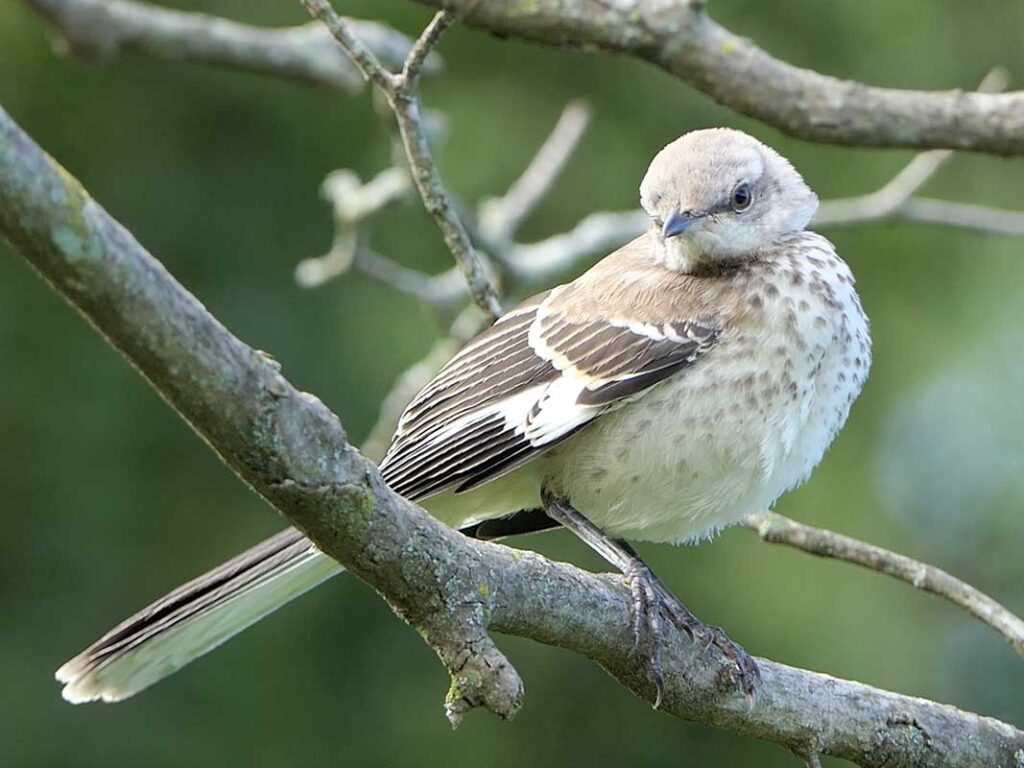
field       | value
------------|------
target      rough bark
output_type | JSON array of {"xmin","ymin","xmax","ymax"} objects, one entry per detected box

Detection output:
[{"xmin": 412, "ymin": 0, "xmax": 1024, "ymax": 155}]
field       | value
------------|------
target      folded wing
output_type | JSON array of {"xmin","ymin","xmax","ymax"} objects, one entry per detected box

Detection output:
[{"xmin": 379, "ymin": 288, "xmax": 719, "ymax": 500}]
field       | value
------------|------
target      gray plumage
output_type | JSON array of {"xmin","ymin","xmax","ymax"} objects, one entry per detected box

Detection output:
[{"xmin": 57, "ymin": 128, "xmax": 870, "ymax": 703}]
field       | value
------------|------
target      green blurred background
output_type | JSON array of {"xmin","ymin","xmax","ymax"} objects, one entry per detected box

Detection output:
[{"xmin": 3, "ymin": 1, "xmax": 1024, "ymax": 765}]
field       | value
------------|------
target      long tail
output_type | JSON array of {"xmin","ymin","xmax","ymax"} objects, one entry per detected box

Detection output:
[
  {"xmin": 55, "ymin": 510, "xmax": 555, "ymax": 704},
  {"xmin": 56, "ymin": 528, "xmax": 341, "ymax": 703}
]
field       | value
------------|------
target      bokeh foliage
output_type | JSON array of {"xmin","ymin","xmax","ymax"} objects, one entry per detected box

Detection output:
[{"xmin": 2, "ymin": 1, "xmax": 1023, "ymax": 765}]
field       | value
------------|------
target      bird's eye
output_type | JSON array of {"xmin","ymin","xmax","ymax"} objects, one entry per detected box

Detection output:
[{"xmin": 731, "ymin": 182, "xmax": 752, "ymax": 212}]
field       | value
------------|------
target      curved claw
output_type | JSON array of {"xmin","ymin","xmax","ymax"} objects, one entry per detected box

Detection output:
[
  {"xmin": 624, "ymin": 562, "xmax": 666, "ymax": 708},
  {"xmin": 663, "ymin": 602, "xmax": 761, "ymax": 696}
]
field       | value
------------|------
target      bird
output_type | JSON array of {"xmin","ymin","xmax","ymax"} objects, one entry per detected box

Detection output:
[{"xmin": 56, "ymin": 127, "xmax": 871, "ymax": 705}]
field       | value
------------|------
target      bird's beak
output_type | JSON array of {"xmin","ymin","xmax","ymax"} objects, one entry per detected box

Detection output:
[{"xmin": 662, "ymin": 208, "xmax": 705, "ymax": 239}]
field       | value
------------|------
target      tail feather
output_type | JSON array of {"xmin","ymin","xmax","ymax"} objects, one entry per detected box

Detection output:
[
  {"xmin": 56, "ymin": 528, "xmax": 342, "ymax": 703},
  {"xmin": 56, "ymin": 509, "xmax": 556, "ymax": 704}
]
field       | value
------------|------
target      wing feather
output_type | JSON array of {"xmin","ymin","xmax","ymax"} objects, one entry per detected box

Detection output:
[{"xmin": 378, "ymin": 285, "xmax": 719, "ymax": 502}]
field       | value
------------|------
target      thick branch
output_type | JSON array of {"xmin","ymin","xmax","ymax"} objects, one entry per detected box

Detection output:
[
  {"xmin": 411, "ymin": 0, "xmax": 1024, "ymax": 155},
  {"xmin": 3, "ymin": 104, "xmax": 1023, "ymax": 766},
  {"xmin": 24, "ymin": 0, "xmax": 433, "ymax": 92},
  {"xmin": 25, "ymin": 0, "xmax": 1024, "ymax": 155},
  {"xmin": 0, "ymin": 101, "xmax": 518, "ymax": 724}
]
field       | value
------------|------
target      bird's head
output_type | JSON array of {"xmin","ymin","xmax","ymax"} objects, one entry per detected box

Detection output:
[{"xmin": 639, "ymin": 128, "xmax": 818, "ymax": 273}]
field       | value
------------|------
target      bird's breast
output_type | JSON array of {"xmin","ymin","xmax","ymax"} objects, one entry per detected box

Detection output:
[{"xmin": 544, "ymin": 233, "xmax": 871, "ymax": 544}]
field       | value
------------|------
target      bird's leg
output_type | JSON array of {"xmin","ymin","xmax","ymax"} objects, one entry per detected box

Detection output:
[
  {"xmin": 541, "ymin": 490, "xmax": 759, "ymax": 706},
  {"xmin": 616, "ymin": 538, "xmax": 761, "ymax": 697}
]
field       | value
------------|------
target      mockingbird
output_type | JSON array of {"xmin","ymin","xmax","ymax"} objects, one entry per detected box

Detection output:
[{"xmin": 57, "ymin": 128, "xmax": 871, "ymax": 706}]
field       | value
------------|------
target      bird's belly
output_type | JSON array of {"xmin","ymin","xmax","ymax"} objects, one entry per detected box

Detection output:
[
  {"xmin": 427, "ymin": 242, "xmax": 870, "ymax": 545},
  {"xmin": 542, "ymin": 371, "xmax": 797, "ymax": 543},
  {"xmin": 544, "ymin": 302, "xmax": 867, "ymax": 543}
]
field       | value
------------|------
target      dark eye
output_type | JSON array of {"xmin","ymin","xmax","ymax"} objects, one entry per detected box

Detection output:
[{"xmin": 731, "ymin": 182, "xmax": 752, "ymax": 212}]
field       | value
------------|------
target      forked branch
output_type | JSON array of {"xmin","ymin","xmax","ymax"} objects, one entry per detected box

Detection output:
[{"xmin": 302, "ymin": 1, "xmax": 502, "ymax": 321}]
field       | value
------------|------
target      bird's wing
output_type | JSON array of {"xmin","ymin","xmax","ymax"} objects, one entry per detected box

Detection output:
[{"xmin": 379, "ymin": 286, "xmax": 720, "ymax": 501}]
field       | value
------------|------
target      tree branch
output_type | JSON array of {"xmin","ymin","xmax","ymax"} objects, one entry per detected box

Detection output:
[
  {"xmin": 479, "ymin": 100, "xmax": 592, "ymax": 244},
  {"xmin": 814, "ymin": 68, "xmax": 1020, "ymax": 231},
  {"xmin": 25, "ymin": 3, "xmax": 1024, "ymax": 311},
  {"xmin": 23, "ymin": 0, "xmax": 435, "ymax": 92},
  {"xmin": 297, "ymin": 100, "xmax": 613, "ymax": 308},
  {"xmin": 304, "ymin": 65, "xmax": 1022, "ymax": 315},
  {"xmin": 899, "ymin": 198, "xmax": 1024, "ymax": 237},
  {"xmin": 410, "ymin": 0, "xmax": 1024, "ymax": 155},
  {"xmin": 0, "ymin": 99, "xmax": 520, "ymax": 724},
  {"xmin": 743, "ymin": 511, "xmax": 1024, "ymax": 661},
  {"xmin": 26, "ymin": 0, "xmax": 1024, "ymax": 155},
  {"xmin": 814, "ymin": 149, "xmax": 957, "ymax": 228},
  {"xmin": 294, "ymin": 167, "xmax": 414, "ymax": 289},
  {"xmin": 3, "ymin": 102, "xmax": 1023, "ymax": 767},
  {"xmin": 303, "ymin": 1, "xmax": 503, "ymax": 322},
  {"xmin": 504, "ymin": 209, "xmax": 647, "ymax": 284}
]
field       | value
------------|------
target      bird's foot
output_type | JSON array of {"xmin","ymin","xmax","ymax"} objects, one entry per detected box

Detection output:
[
  {"xmin": 662, "ymin": 597, "xmax": 761, "ymax": 697},
  {"xmin": 624, "ymin": 560, "xmax": 667, "ymax": 707},
  {"xmin": 624, "ymin": 561, "xmax": 760, "ymax": 706},
  {"xmin": 539, "ymin": 491, "xmax": 758, "ymax": 704}
]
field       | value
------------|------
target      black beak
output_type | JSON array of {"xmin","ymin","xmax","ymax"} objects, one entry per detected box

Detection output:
[{"xmin": 662, "ymin": 208, "xmax": 705, "ymax": 239}]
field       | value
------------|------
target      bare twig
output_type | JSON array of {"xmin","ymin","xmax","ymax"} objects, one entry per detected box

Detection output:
[
  {"xmin": 23, "ymin": 0, "xmax": 432, "ymax": 92},
  {"xmin": 743, "ymin": 511, "xmax": 1024, "ymax": 660},
  {"xmin": 815, "ymin": 68, "xmax": 1013, "ymax": 229},
  {"xmin": 901, "ymin": 198, "xmax": 1024, "ymax": 237},
  {"xmin": 294, "ymin": 226, "xmax": 359, "ymax": 289},
  {"xmin": 400, "ymin": 9, "xmax": 451, "ymax": 87},
  {"xmin": 479, "ymin": 100, "xmax": 592, "ymax": 243},
  {"xmin": 295, "ymin": 167, "xmax": 412, "ymax": 288},
  {"xmin": 816, "ymin": 193, "xmax": 1024, "ymax": 236},
  {"xmin": 4, "ymin": 102, "xmax": 1023, "ymax": 764},
  {"xmin": 354, "ymin": 249, "xmax": 470, "ymax": 309},
  {"xmin": 299, "ymin": 0, "xmax": 397, "ymax": 91},
  {"xmin": 385, "ymin": 14, "xmax": 503, "ymax": 321},
  {"xmin": 505, "ymin": 210, "xmax": 646, "ymax": 284},
  {"xmin": 301, "ymin": 99, "xmax": 609, "ymax": 307},
  {"xmin": 322, "ymin": 167, "xmax": 411, "ymax": 225},
  {"xmin": 303, "ymin": 1, "xmax": 503, "ymax": 322},
  {"xmin": 814, "ymin": 150, "xmax": 955, "ymax": 227},
  {"xmin": 304, "ymin": 103, "xmax": 628, "ymax": 305}
]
